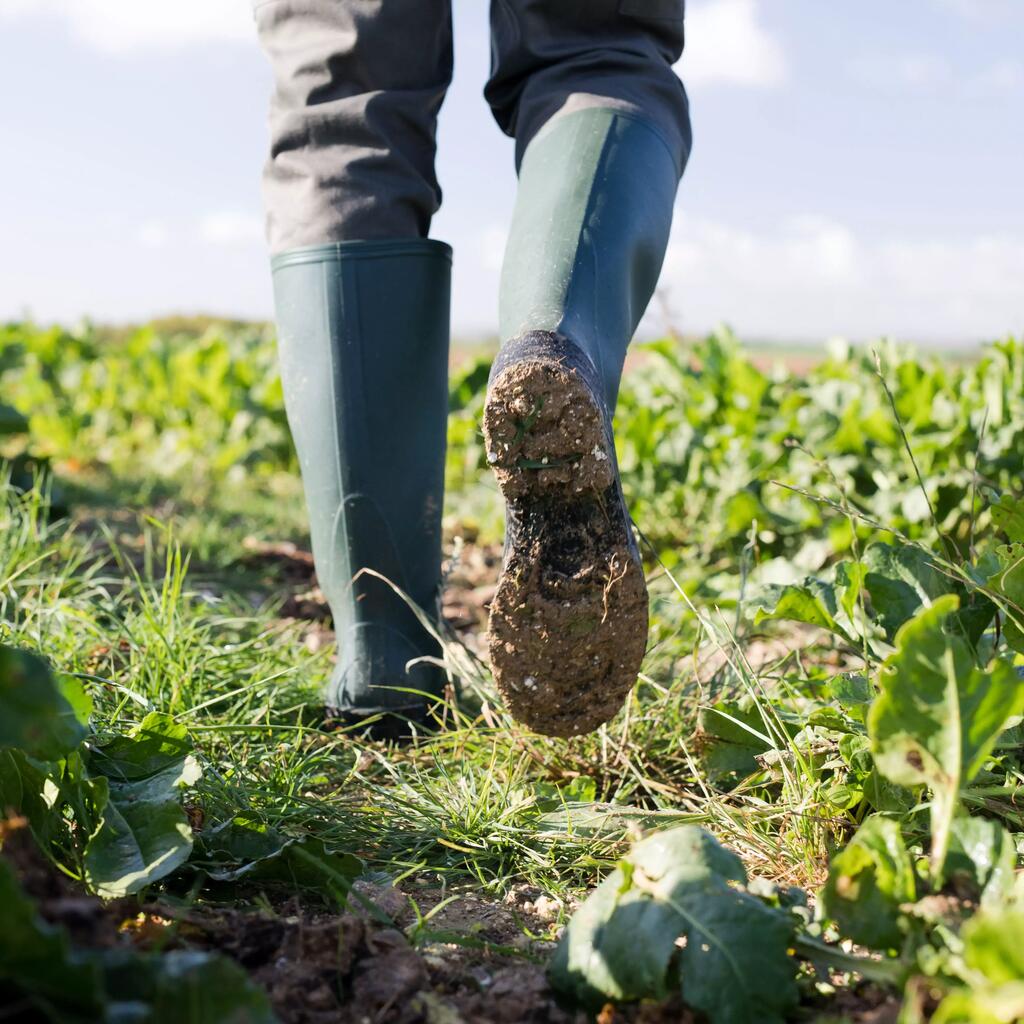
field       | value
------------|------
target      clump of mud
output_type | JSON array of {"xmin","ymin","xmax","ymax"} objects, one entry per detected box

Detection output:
[
  {"xmin": 483, "ymin": 362, "xmax": 615, "ymax": 499},
  {"xmin": 484, "ymin": 359, "xmax": 648, "ymax": 738}
]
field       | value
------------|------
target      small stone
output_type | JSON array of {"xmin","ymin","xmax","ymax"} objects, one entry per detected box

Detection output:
[{"xmin": 533, "ymin": 895, "xmax": 561, "ymax": 921}]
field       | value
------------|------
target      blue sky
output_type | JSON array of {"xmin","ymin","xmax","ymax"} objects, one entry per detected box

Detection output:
[{"xmin": 0, "ymin": 0, "xmax": 1021, "ymax": 344}]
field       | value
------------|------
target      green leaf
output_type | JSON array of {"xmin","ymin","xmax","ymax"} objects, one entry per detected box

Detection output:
[
  {"xmin": 194, "ymin": 816, "xmax": 361, "ymax": 891},
  {"xmin": 0, "ymin": 856, "xmax": 276, "ymax": 1023},
  {"xmin": 818, "ymin": 815, "xmax": 916, "ymax": 950},
  {"xmin": 105, "ymin": 949, "xmax": 278, "ymax": 1024},
  {"xmin": 83, "ymin": 713, "xmax": 201, "ymax": 897},
  {"xmin": 550, "ymin": 826, "xmax": 797, "ymax": 1024},
  {"xmin": 946, "ymin": 817, "xmax": 1016, "ymax": 909},
  {"xmin": 0, "ymin": 857, "xmax": 105, "ymax": 1020},
  {"xmin": 991, "ymin": 494, "xmax": 1024, "ymax": 544},
  {"xmin": 836, "ymin": 559, "xmax": 868, "ymax": 624},
  {"xmin": 931, "ymin": 987, "xmax": 1024, "ymax": 1024},
  {"xmin": 828, "ymin": 674, "xmax": 873, "ymax": 724},
  {"xmin": 962, "ymin": 907, "xmax": 1024, "ymax": 984},
  {"xmin": 753, "ymin": 577, "xmax": 846, "ymax": 637},
  {"xmin": 988, "ymin": 543, "xmax": 1024, "ymax": 654},
  {"xmin": 0, "ymin": 401, "xmax": 29, "ymax": 435},
  {"xmin": 0, "ymin": 645, "xmax": 90, "ymax": 760},
  {"xmin": 534, "ymin": 776, "xmax": 597, "ymax": 811},
  {"xmin": 88, "ymin": 712, "xmax": 193, "ymax": 781},
  {"xmin": 696, "ymin": 701, "xmax": 773, "ymax": 787},
  {"xmin": 868, "ymin": 595, "xmax": 1024, "ymax": 879},
  {"xmin": 930, "ymin": 909, "xmax": 1024, "ymax": 1024},
  {"xmin": 863, "ymin": 542, "xmax": 947, "ymax": 642}
]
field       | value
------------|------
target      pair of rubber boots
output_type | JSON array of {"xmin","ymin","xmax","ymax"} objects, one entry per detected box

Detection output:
[{"xmin": 272, "ymin": 108, "xmax": 678, "ymax": 738}]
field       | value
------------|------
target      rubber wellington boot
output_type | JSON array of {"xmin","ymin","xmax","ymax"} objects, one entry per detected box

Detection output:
[
  {"xmin": 483, "ymin": 107, "xmax": 682, "ymax": 737},
  {"xmin": 272, "ymin": 240, "xmax": 451, "ymax": 735}
]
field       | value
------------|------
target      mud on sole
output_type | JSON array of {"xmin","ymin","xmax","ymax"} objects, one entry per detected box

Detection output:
[{"xmin": 483, "ymin": 359, "xmax": 649, "ymax": 737}]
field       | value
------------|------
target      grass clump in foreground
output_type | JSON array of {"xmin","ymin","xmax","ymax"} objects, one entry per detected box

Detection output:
[{"xmin": 2, "ymin": 319, "xmax": 1024, "ymax": 1022}]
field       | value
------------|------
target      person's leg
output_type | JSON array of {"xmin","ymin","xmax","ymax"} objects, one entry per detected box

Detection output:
[
  {"xmin": 255, "ymin": 0, "xmax": 453, "ymax": 733},
  {"xmin": 483, "ymin": 0, "xmax": 691, "ymax": 736}
]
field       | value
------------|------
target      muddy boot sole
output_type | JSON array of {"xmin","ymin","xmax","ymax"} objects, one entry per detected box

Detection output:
[{"xmin": 483, "ymin": 335, "xmax": 649, "ymax": 737}]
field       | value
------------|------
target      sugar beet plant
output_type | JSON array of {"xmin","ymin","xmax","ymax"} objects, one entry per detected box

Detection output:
[
  {"xmin": 552, "ymin": 540, "xmax": 1024, "ymax": 1022},
  {"xmin": 4, "ymin": 320, "xmax": 1024, "ymax": 1022}
]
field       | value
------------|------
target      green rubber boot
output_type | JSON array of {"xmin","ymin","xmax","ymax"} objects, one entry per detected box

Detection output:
[
  {"xmin": 272, "ymin": 240, "xmax": 452, "ymax": 735},
  {"xmin": 483, "ymin": 107, "xmax": 683, "ymax": 737}
]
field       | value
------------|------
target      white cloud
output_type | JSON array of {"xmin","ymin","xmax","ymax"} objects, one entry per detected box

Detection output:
[
  {"xmin": 137, "ymin": 221, "xmax": 170, "ymax": 249},
  {"xmin": 849, "ymin": 53, "xmax": 952, "ymax": 92},
  {"xmin": 198, "ymin": 211, "xmax": 264, "ymax": 246},
  {"xmin": 850, "ymin": 53, "xmax": 1023, "ymax": 97},
  {"xmin": 935, "ymin": 0, "xmax": 1018, "ymax": 22},
  {"xmin": 652, "ymin": 215, "xmax": 1024, "ymax": 343},
  {"xmin": 969, "ymin": 59, "xmax": 1024, "ymax": 96},
  {"xmin": 678, "ymin": 0, "xmax": 788, "ymax": 88},
  {"xmin": 0, "ymin": 0, "xmax": 252, "ymax": 51}
]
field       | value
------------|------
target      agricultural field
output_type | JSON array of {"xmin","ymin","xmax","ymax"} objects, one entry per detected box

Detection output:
[{"xmin": 3, "ymin": 318, "xmax": 1024, "ymax": 1023}]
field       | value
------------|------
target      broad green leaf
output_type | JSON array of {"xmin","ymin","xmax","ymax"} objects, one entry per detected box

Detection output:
[
  {"xmin": 195, "ymin": 816, "xmax": 361, "ymax": 890},
  {"xmin": 868, "ymin": 595, "xmax": 1024, "ymax": 878},
  {"xmin": 836, "ymin": 559, "xmax": 868, "ymax": 623},
  {"xmin": 991, "ymin": 494, "xmax": 1024, "ymax": 544},
  {"xmin": 88, "ymin": 712, "xmax": 192, "ymax": 780},
  {"xmin": 0, "ymin": 857, "xmax": 105, "ymax": 1019},
  {"xmin": 1, "ymin": 857, "xmax": 276, "ymax": 1023},
  {"xmin": 83, "ymin": 713, "xmax": 201, "ymax": 897},
  {"xmin": 988, "ymin": 544, "xmax": 1024, "ymax": 654},
  {"xmin": 828, "ymin": 674, "xmax": 873, "ymax": 724},
  {"xmin": 962, "ymin": 908, "xmax": 1024, "ymax": 984},
  {"xmin": 946, "ymin": 817, "xmax": 1016, "ymax": 909},
  {"xmin": 862, "ymin": 542, "xmax": 947, "ymax": 642},
  {"xmin": 0, "ymin": 401, "xmax": 28, "ymax": 435},
  {"xmin": 550, "ymin": 826, "xmax": 797, "ymax": 1024},
  {"xmin": 104, "ymin": 949, "xmax": 278, "ymax": 1024},
  {"xmin": 696, "ymin": 701, "xmax": 774, "ymax": 787},
  {"xmin": 930, "ymin": 912, "xmax": 1024, "ymax": 1024},
  {"xmin": 931, "ymin": 986, "xmax": 1024, "ymax": 1024},
  {"xmin": 753, "ymin": 577, "xmax": 851, "ymax": 641},
  {"xmin": 534, "ymin": 775, "xmax": 597, "ymax": 811},
  {"xmin": 819, "ymin": 815, "xmax": 916, "ymax": 950},
  {"xmin": 0, "ymin": 645, "xmax": 89, "ymax": 760}
]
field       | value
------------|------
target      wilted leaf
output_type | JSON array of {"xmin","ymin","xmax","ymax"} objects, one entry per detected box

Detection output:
[
  {"xmin": 819, "ymin": 815, "xmax": 916, "ymax": 950},
  {"xmin": 550, "ymin": 826, "xmax": 797, "ymax": 1024},
  {"xmin": 868, "ymin": 595, "xmax": 1024, "ymax": 878},
  {"xmin": 0, "ymin": 645, "xmax": 90, "ymax": 760},
  {"xmin": 83, "ymin": 712, "xmax": 201, "ymax": 897}
]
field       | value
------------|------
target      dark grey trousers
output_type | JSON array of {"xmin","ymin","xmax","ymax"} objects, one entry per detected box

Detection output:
[{"xmin": 254, "ymin": 0, "xmax": 691, "ymax": 252}]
